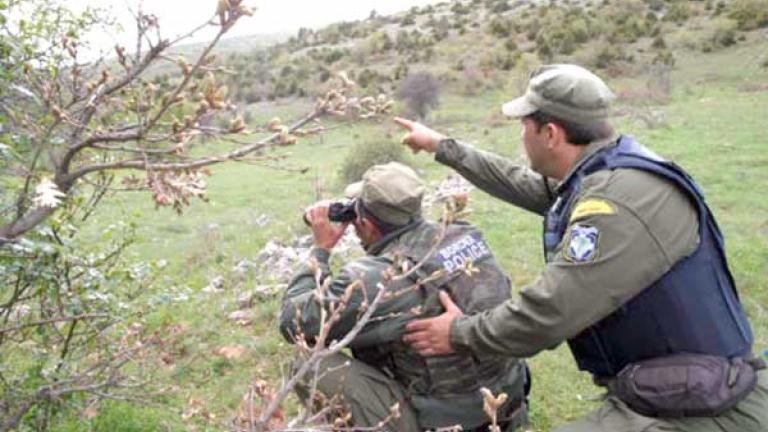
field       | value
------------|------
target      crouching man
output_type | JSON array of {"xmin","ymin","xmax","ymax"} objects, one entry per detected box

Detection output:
[{"xmin": 279, "ymin": 162, "xmax": 529, "ymax": 431}]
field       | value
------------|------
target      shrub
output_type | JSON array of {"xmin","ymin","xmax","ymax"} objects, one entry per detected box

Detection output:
[
  {"xmin": 393, "ymin": 61, "xmax": 410, "ymax": 80},
  {"xmin": 324, "ymin": 48, "xmax": 346, "ymax": 64},
  {"xmin": 568, "ymin": 18, "xmax": 590, "ymax": 43},
  {"xmin": 396, "ymin": 72, "xmax": 440, "ymax": 120},
  {"xmin": 710, "ymin": 23, "xmax": 738, "ymax": 48},
  {"xmin": 339, "ymin": 139, "xmax": 410, "ymax": 184},
  {"xmin": 318, "ymin": 68, "xmax": 332, "ymax": 83},
  {"xmin": 366, "ymin": 31, "xmax": 393, "ymax": 54},
  {"xmin": 589, "ymin": 41, "xmax": 634, "ymax": 69},
  {"xmin": 504, "ymin": 37, "xmax": 518, "ymax": 51},
  {"xmin": 728, "ymin": 0, "xmax": 768, "ymax": 30},
  {"xmin": 459, "ymin": 66, "xmax": 487, "ymax": 96},
  {"xmin": 652, "ymin": 49, "xmax": 676, "ymax": 67},
  {"xmin": 357, "ymin": 68, "xmax": 385, "ymax": 89},
  {"xmin": 714, "ymin": 1, "xmax": 727, "ymax": 16},
  {"xmin": 451, "ymin": 1, "xmax": 471, "ymax": 15},
  {"xmin": 664, "ymin": 3, "xmax": 691, "ymax": 23},
  {"xmin": 489, "ymin": 17, "xmax": 512, "ymax": 37},
  {"xmin": 535, "ymin": 35, "xmax": 554, "ymax": 61},
  {"xmin": 492, "ymin": 0, "xmax": 512, "ymax": 13}
]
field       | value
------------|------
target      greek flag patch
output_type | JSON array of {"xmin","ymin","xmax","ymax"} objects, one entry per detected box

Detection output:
[
  {"xmin": 437, "ymin": 232, "xmax": 492, "ymax": 273},
  {"xmin": 564, "ymin": 224, "xmax": 599, "ymax": 263}
]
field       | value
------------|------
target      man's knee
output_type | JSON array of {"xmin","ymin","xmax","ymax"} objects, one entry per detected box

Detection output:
[
  {"xmin": 293, "ymin": 353, "xmax": 419, "ymax": 430},
  {"xmin": 553, "ymin": 396, "xmax": 681, "ymax": 432}
]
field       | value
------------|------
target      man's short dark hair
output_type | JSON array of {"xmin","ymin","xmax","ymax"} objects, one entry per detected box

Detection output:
[
  {"xmin": 526, "ymin": 110, "xmax": 614, "ymax": 145},
  {"xmin": 357, "ymin": 201, "xmax": 404, "ymax": 235}
]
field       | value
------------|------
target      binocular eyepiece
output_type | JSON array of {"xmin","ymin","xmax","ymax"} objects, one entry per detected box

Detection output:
[{"xmin": 303, "ymin": 200, "xmax": 358, "ymax": 226}]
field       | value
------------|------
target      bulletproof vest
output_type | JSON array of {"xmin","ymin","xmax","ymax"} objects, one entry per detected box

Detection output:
[
  {"xmin": 543, "ymin": 135, "xmax": 754, "ymax": 378},
  {"xmin": 354, "ymin": 221, "xmax": 517, "ymax": 398}
]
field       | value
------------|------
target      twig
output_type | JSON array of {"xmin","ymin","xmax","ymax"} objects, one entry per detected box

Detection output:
[
  {"xmin": 255, "ymin": 279, "xmax": 389, "ymax": 429},
  {"xmin": 64, "ymin": 109, "xmax": 324, "ymax": 181},
  {"xmin": 0, "ymin": 313, "xmax": 109, "ymax": 335}
]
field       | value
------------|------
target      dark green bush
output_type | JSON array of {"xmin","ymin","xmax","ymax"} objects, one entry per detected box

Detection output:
[
  {"xmin": 492, "ymin": 0, "xmax": 512, "ymax": 13},
  {"xmin": 568, "ymin": 18, "xmax": 590, "ymax": 43},
  {"xmin": 664, "ymin": 3, "xmax": 691, "ymax": 23},
  {"xmin": 728, "ymin": 0, "xmax": 768, "ymax": 30},
  {"xmin": 357, "ymin": 68, "xmax": 385, "ymax": 89},
  {"xmin": 504, "ymin": 37, "xmax": 518, "ymax": 52},
  {"xmin": 535, "ymin": 35, "xmax": 553, "ymax": 60},
  {"xmin": 339, "ymin": 139, "xmax": 410, "ymax": 184},
  {"xmin": 711, "ymin": 26, "xmax": 737, "ymax": 48},
  {"xmin": 451, "ymin": 1, "xmax": 471, "ymax": 15},
  {"xmin": 489, "ymin": 17, "xmax": 512, "ymax": 37},
  {"xmin": 590, "ymin": 42, "xmax": 634, "ymax": 69}
]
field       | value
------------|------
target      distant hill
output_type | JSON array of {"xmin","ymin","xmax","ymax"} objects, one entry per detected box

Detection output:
[
  {"xmin": 151, "ymin": 0, "xmax": 768, "ymax": 104},
  {"xmin": 139, "ymin": 32, "xmax": 288, "ymax": 79},
  {"xmin": 169, "ymin": 32, "xmax": 290, "ymax": 57}
]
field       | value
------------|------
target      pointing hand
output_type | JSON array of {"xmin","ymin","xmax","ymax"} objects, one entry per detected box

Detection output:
[{"xmin": 393, "ymin": 117, "xmax": 446, "ymax": 154}]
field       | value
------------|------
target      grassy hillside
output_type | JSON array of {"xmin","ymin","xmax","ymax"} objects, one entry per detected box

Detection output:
[
  {"xmin": 59, "ymin": 27, "xmax": 768, "ymax": 430},
  {"xmin": 180, "ymin": 0, "xmax": 768, "ymax": 103}
]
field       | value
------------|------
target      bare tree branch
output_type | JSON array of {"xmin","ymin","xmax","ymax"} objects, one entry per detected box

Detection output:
[
  {"xmin": 0, "ymin": 314, "xmax": 109, "ymax": 335},
  {"xmin": 64, "ymin": 109, "xmax": 324, "ymax": 182}
]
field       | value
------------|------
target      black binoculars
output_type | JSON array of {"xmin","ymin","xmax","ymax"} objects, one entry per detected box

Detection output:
[{"xmin": 303, "ymin": 200, "xmax": 358, "ymax": 226}]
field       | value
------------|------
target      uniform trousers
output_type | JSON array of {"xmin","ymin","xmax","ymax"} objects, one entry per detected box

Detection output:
[
  {"xmin": 297, "ymin": 352, "xmax": 526, "ymax": 432},
  {"xmin": 556, "ymin": 369, "xmax": 768, "ymax": 432}
]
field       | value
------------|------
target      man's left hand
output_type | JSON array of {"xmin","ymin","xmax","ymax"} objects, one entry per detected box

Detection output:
[
  {"xmin": 305, "ymin": 201, "xmax": 350, "ymax": 251},
  {"xmin": 403, "ymin": 291, "xmax": 463, "ymax": 356}
]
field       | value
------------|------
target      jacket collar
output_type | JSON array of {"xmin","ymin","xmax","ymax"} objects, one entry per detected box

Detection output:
[
  {"xmin": 364, "ymin": 218, "xmax": 424, "ymax": 256},
  {"xmin": 556, "ymin": 135, "xmax": 618, "ymax": 194}
]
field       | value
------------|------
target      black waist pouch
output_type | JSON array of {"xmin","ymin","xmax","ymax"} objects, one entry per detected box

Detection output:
[{"xmin": 610, "ymin": 354, "xmax": 764, "ymax": 418}]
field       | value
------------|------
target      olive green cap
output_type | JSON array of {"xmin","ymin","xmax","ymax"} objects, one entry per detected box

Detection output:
[
  {"xmin": 344, "ymin": 162, "xmax": 424, "ymax": 226},
  {"xmin": 502, "ymin": 64, "xmax": 615, "ymax": 124}
]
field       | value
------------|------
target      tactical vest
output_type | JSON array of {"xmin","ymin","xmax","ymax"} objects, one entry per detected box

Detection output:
[
  {"xmin": 353, "ymin": 221, "xmax": 524, "ymax": 427},
  {"xmin": 543, "ymin": 135, "xmax": 754, "ymax": 378}
]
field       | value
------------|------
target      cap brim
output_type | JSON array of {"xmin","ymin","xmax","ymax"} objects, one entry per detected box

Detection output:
[
  {"xmin": 501, "ymin": 96, "xmax": 538, "ymax": 118},
  {"xmin": 344, "ymin": 181, "xmax": 363, "ymax": 199}
]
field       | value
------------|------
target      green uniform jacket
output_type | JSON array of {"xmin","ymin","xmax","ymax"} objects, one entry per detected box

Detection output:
[
  {"xmin": 435, "ymin": 137, "xmax": 700, "ymax": 357},
  {"xmin": 279, "ymin": 224, "xmax": 421, "ymax": 350},
  {"xmin": 279, "ymin": 220, "xmax": 526, "ymax": 429}
]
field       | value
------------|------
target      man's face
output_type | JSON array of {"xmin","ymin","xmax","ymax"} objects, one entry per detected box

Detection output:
[
  {"xmin": 352, "ymin": 217, "xmax": 377, "ymax": 247},
  {"xmin": 519, "ymin": 117, "xmax": 550, "ymax": 175}
]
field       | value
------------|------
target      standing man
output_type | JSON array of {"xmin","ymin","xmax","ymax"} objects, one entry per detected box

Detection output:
[
  {"xmin": 279, "ymin": 162, "xmax": 529, "ymax": 431},
  {"xmin": 395, "ymin": 64, "xmax": 767, "ymax": 431}
]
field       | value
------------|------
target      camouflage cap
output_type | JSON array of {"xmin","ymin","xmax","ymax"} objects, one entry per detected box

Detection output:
[
  {"xmin": 345, "ymin": 162, "xmax": 425, "ymax": 226},
  {"xmin": 502, "ymin": 64, "xmax": 615, "ymax": 124}
]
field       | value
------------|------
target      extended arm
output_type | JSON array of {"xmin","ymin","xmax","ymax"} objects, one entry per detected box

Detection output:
[{"xmin": 394, "ymin": 117, "xmax": 556, "ymax": 215}]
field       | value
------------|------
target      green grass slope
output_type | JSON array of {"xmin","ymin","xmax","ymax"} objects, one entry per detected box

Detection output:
[{"xmin": 64, "ymin": 32, "xmax": 768, "ymax": 430}]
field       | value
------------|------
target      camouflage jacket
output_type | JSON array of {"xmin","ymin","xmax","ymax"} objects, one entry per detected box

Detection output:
[{"xmin": 279, "ymin": 220, "xmax": 527, "ymax": 429}]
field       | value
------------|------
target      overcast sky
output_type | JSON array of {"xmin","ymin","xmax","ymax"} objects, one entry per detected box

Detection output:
[{"xmin": 73, "ymin": 0, "xmax": 442, "ymax": 53}]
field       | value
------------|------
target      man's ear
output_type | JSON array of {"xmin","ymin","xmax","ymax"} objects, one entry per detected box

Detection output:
[{"xmin": 545, "ymin": 122, "xmax": 566, "ymax": 148}]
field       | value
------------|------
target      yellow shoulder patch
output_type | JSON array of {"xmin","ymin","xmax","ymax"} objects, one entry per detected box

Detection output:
[{"xmin": 570, "ymin": 199, "xmax": 616, "ymax": 222}]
